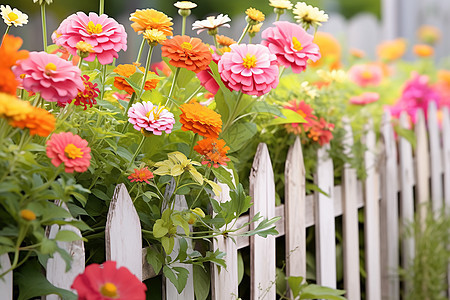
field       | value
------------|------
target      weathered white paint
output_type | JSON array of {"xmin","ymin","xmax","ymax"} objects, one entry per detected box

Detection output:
[
  {"xmin": 315, "ymin": 144, "xmax": 336, "ymax": 289},
  {"xmin": 0, "ymin": 254, "xmax": 12, "ymax": 300},
  {"xmin": 415, "ymin": 109, "xmax": 430, "ymax": 223},
  {"xmin": 105, "ymin": 184, "xmax": 142, "ymax": 280},
  {"xmin": 249, "ymin": 143, "xmax": 276, "ymax": 299},
  {"xmin": 427, "ymin": 102, "xmax": 443, "ymax": 212}
]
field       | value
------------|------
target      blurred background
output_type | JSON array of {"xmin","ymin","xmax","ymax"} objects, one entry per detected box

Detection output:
[{"xmin": 2, "ymin": 0, "xmax": 450, "ymax": 63}]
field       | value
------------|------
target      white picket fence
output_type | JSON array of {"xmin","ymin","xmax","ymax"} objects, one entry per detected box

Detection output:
[{"xmin": 1, "ymin": 103, "xmax": 450, "ymax": 299}]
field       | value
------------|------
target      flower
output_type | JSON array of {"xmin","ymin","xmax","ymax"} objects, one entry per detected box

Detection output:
[
  {"xmin": 127, "ymin": 101, "xmax": 175, "ymax": 135},
  {"xmin": 245, "ymin": 8, "xmax": 265, "ymax": 25},
  {"xmin": 413, "ymin": 44, "xmax": 434, "ymax": 57},
  {"xmin": 179, "ymin": 101, "xmax": 222, "ymax": 138},
  {"xmin": 261, "ymin": 21, "xmax": 320, "ymax": 73},
  {"xmin": 376, "ymin": 38, "xmax": 407, "ymax": 62},
  {"xmin": 130, "ymin": 9, "xmax": 173, "ymax": 36},
  {"xmin": 417, "ymin": 25, "xmax": 441, "ymax": 45},
  {"xmin": 55, "ymin": 12, "xmax": 127, "ymax": 65},
  {"xmin": 143, "ymin": 29, "xmax": 167, "ymax": 45},
  {"xmin": 307, "ymin": 118, "xmax": 334, "ymax": 146},
  {"xmin": 76, "ymin": 41, "xmax": 94, "ymax": 58},
  {"xmin": 269, "ymin": 0, "xmax": 293, "ymax": 10},
  {"xmin": 0, "ymin": 34, "xmax": 28, "ymax": 95},
  {"xmin": 71, "ymin": 261, "xmax": 146, "ymax": 300},
  {"xmin": 151, "ymin": 61, "xmax": 171, "ymax": 77},
  {"xmin": 309, "ymin": 32, "xmax": 341, "ymax": 69},
  {"xmin": 197, "ymin": 68, "xmax": 220, "ymax": 95},
  {"xmin": 218, "ymin": 43, "xmax": 279, "ymax": 96},
  {"xmin": 174, "ymin": 1, "xmax": 197, "ymax": 10},
  {"xmin": 20, "ymin": 209, "xmax": 36, "ymax": 221},
  {"xmin": 192, "ymin": 14, "xmax": 231, "ymax": 35},
  {"xmin": 347, "ymin": 64, "xmax": 383, "ymax": 87},
  {"xmin": 293, "ymin": 2, "xmax": 328, "ymax": 30},
  {"xmin": 154, "ymin": 151, "xmax": 203, "ymax": 184},
  {"xmin": 46, "ymin": 132, "xmax": 91, "ymax": 173},
  {"xmin": 349, "ymin": 92, "xmax": 380, "ymax": 105},
  {"xmin": 0, "ymin": 93, "xmax": 32, "ymax": 122},
  {"xmin": 73, "ymin": 75, "xmax": 100, "ymax": 110},
  {"xmin": 161, "ymin": 35, "xmax": 212, "ymax": 73},
  {"xmin": 128, "ymin": 167, "xmax": 154, "ymax": 184},
  {"xmin": 216, "ymin": 35, "xmax": 236, "ymax": 47},
  {"xmin": 0, "ymin": 5, "xmax": 28, "ymax": 27},
  {"xmin": 32, "ymin": 0, "xmax": 53, "ymax": 5},
  {"xmin": 194, "ymin": 137, "xmax": 230, "ymax": 168},
  {"xmin": 316, "ymin": 69, "xmax": 347, "ymax": 83},
  {"xmin": 350, "ymin": 48, "xmax": 365, "ymax": 58},
  {"xmin": 435, "ymin": 70, "xmax": 450, "ymax": 107},
  {"xmin": 12, "ymin": 52, "xmax": 83, "ymax": 105},
  {"xmin": 10, "ymin": 106, "xmax": 56, "ymax": 137},
  {"xmin": 283, "ymin": 100, "xmax": 317, "ymax": 134},
  {"xmin": 114, "ymin": 64, "xmax": 160, "ymax": 95}
]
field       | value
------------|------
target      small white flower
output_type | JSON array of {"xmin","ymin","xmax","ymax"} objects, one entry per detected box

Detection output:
[
  {"xmin": 192, "ymin": 14, "xmax": 231, "ymax": 34},
  {"xmin": 317, "ymin": 69, "xmax": 347, "ymax": 83},
  {"xmin": 293, "ymin": 2, "xmax": 328, "ymax": 30},
  {"xmin": 174, "ymin": 1, "xmax": 197, "ymax": 10},
  {"xmin": 269, "ymin": 0, "xmax": 293, "ymax": 10},
  {"xmin": 300, "ymin": 81, "xmax": 318, "ymax": 99},
  {"xmin": 1, "ymin": 5, "xmax": 28, "ymax": 27}
]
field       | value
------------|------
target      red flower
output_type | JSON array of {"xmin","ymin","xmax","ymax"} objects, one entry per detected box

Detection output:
[
  {"xmin": 307, "ymin": 118, "xmax": 334, "ymax": 146},
  {"xmin": 128, "ymin": 167, "xmax": 154, "ymax": 184},
  {"xmin": 73, "ymin": 75, "xmax": 100, "ymax": 110},
  {"xmin": 46, "ymin": 132, "xmax": 91, "ymax": 173},
  {"xmin": 283, "ymin": 99, "xmax": 317, "ymax": 135},
  {"xmin": 71, "ymin": 261, "xmax": 146, "ymax": 300}
]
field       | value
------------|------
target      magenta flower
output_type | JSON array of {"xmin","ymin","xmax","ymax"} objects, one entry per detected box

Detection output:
[
  {"xmin": 218, "ymin": 44, "xmax": 279, "ymax": 96},
  {"xmin": 128, "ymin": 101, "xmax": 175, "ymax": 135},
  {"xmin": 12, "ymin": 52, "xmax": 83, "ymax": 105},
  {"xmin": 349, "ymin": 92, "xmax": 380, "ymax": 105},
  {"xmin": 348, "ymin": 64, "xmax": 383, "ymax": 87},
  {"xmin": 46, "ymin": 132, "xmax": 91, "ymax": 173},
  {"xmin": 261, "ymin": 21, "xmax": 320, "ymax": 73},
  {"xmin": 197, "ymin": 47, "xmax": 220, "ymax": 94},
  {"xmin": 54, "ymin": 12, "xmax": 127, "ymax": 65}
]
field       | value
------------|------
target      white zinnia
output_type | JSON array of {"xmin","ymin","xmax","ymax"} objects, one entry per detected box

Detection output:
[
  {"xmin": 192, "ymin": 14, "xmax": 231, "ymax": 34},
  {"xmin": 269, "ymin": 0, "xmax": 293, "ymax": 10},
  {"xmin": 174, "ymin": 1, "xmax": 197, "ymax": 9},
  {"xmin": 1, "ymin": 5, "xmax": 28, "ymax": 27},
  {"xmin": 293, "ymin": 2, "xmax": 328, "ymax": 30}
]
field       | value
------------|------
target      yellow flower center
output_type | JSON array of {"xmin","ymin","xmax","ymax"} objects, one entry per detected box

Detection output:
[
  {"xmin": 76, "ymin": 41, "xmax": 93, "ymax": 53},
  {"xmin": 20, "ymin": 209, "xmax": 36, "ymax": 221},
  {"xmin": 64, "ymin": 143, "xmax": 83, "ymax": 159},
  {"xmin": 242, "ymin": 53, "xmax": 257, "ymax": 69},
  {"xmin": 100, "ymin": 282, "xmax": 118, "ymax": 298},
  {"xmin": 292, "ymin": 37, "xmax": 303, "ymax": 51},
  {"xmin": 87, "ymin": 21, "xmax": 103, "ymax": 35},
  {"xmin": 145, "ymin": 106, "xmax": 165, "ymax": 121},
  {"xmin": 361, "ymin": 70, "xmax": 373, "ymax": 80},
  {"xmin": 8, "ymin": 12, "xmax": 18, "ymax": 22},
  {"xmin": 181, "ymin": 42, "xmax": 193, "ymax": 51},
  {"xmin": 45, "ymin": 63, "xmax": 57, "ymax": 72}
]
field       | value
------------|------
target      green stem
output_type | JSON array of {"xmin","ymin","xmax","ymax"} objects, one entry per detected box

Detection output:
[
  {"xmin": 190, "ymin": 167, "xmax": 211, "ymax": 208},
  {"xmin": 135, "ymin": 38, "xmax": 146, "ymax": 64},
  {"xmin": 122, "ymin": 93, "xmax": 136, "ymax": 133},
  {"xmin": 223, "ymin": 91, "xmax": 243, "ymax": 132},
  {"xmin": 126, "ymin": 135, "xmax": 146, "ymax": 171},
  {"xmin": 100, "ymin": 65, "xmax": 108, "ymax": 101},
  {"xmin": 237, "ymin": 23, "xmax": 251, "ymax": 44},
  {"xmin": 0, "ymin": 224, "xmax": 28, "ymax": 278},
  {"xmin": 138, "ymin": 45, "xmax": 154, "ymax": 99},
  {"xmin": 213, "ymin": 34, "xmax": 219, "ymax": 49},
  {"xmin": 182, "ymin": 16, "xmax": 187, "ymax": 35},
  {"xmin": 165, "ymin": 68, "xmax": 181, "ymax": 107},
  {"xmin": 275, "ymin": 13, "xmax": 281, "ymax": 21},
  {"xmin": 77, "ymin": 57, "xmax": 84, "ymax": 69},
  {"xmin": 1, "ymin": 26, "xmax": 10, "ymax": 47},
  {"xmin": 188, "ymin": 133, "xmax": 198, "ymax": 158},
  {"xmin": 99, "ymin": 0, "xmax": 104, "ymax": 15},
  {"xmin": 184, "ymin": 85, "xmax": 203, "ymax": 103},
  {"xmin": 40, "ymin": 4, "xmax": 48, "ymax": 52},
  {"xmin": 248, "ymin": 36, "xmax": 253, "ymax": 44}
]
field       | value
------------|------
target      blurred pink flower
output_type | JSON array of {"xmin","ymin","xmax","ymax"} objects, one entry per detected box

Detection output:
[
  {"xmin": 197, "ymin": 48, "xmax": 220, "ymax": 94},
  {"xmin": 12, "ymin": 51, "xmax": 83, "ymax": 105},
  {"xmin": 150, "ymin": 61, "xmax": 171, "ymax": 76},
  {"xmin": 128, "ymin": 101, "xmax": 175, "ymax": 135},
  {"xmin": 55, "ymin": 12, "xmax": 127, "ymax": 65},
  {"xmin": 218, "ymin": 43, "xmax": 279, "ymax": 96},
  {"xmin": 348, "ymin": 64, "xmax": 383, "ymax": 87},
  {"xmin": 46, "ymin": 132, "xmax": 91, "ymax": 173},
  {"xmin": 261, "ymin": 21, "xmax": 320, "ymax": 73},
  {"xmin": 349, "ymin": 92, "xmax": 379, "ymax": 105}
]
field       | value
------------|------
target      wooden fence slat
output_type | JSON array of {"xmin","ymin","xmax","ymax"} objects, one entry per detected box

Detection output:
[
  {"xmin": 341, "ymin": 119, "xmax": 361, "ymax": 300},
  {"xmin": 427, "ymin": 102, "xmax": 443, "ymax": 212},
  {"xmin": 415, "ymin": 109, "xmax": 430, "ymax": 222},
  {"xmin": 315, "ymin": 144, "xmax": 337, "ymax": 288},
  {"xmin": 441, "ymin": 107, "xmax": 450, "ymax": 296},
  {"xmin": 399, "ymin": 112, "xmax": 415, "ymax": 294},
  {"xmin": 250, "ymin": 143, "xmax": 276, "ymax": 299},
  {"xmin": 362, "ymin": 119, "xmax": 381, "ymax": 300},
  {"xmin": 0, "ymin": 254, "xmax": 12, "ymax": 300},
  {"xmin": 284, "ymin": 137, "xmax": 306, "ymax": 281},
  {"xmin": 379, "ymin": 112, "xmax": 400, "ymax": 300},
  {"xmin": 105, "ymin": 184, "xmax": 142, "ymax": 280},
  {"xmin": 46, "ymin": 203, "xmax": 85, "ymax": 300}
]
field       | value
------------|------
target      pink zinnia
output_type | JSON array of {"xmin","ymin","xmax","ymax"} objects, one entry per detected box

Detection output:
[
  {"xmin": 12, "ymin": 52, "xmax": 83, "ymax": 105},
  {"xmin": 348, "ymin": 64, "xmax": 383, "ymax": 87},
  {"xmin": 197, "ymin": 48, "xmax": 220, "ymax": 94},
  {"xmin": 55, "ymin": 12, "xmax": 127, "ymax": 65},
  {"xmin": 46, "ymin": 132, "xmax": 91, "ymax": 173},
  {"xmin": 349, "ymin": 92, "xmax": 380, "ymax": 105},
  {"xmin": 128, "ymin": 101, "xmax": 175, "ymax": 135},
  {"xmin": 218, "ymin": 43, "xmax": 279, "ymax": 96},
  {"xmin": 261, "ymin": 21, "xmax": 321, "ymax": 73},
  {"xmin": 71, "ymin": 261, "xmax": 146, "ymax": 300}
]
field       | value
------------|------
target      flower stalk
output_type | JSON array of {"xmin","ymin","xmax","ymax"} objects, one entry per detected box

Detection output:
[{"xmin": 40, "ymin": 4, "xmax": 48, "ymax": 52}]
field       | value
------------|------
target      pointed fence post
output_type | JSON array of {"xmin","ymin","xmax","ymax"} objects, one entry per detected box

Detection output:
[
  {"xmin": 106, "ymin": 184, "xmax": 142, "ymax": 280},
  {"xmin": 379, "ymin": 112, "xmax": 399, "ymax": 300},
  {"xmin": 314, "ymin": 144, "xmax": 336, "ymax": 289},
  {"xmin": 341, "ymin": 119, "xmax": 361, "ymax": 300},
  {"xmin": 415, "ymin": 109, "xmax": 430, "ymax": 223},
  {"xmin": 0, "ymin": 254, "xmax": 12, "ymax": 300},
  {"xmin": 362, "ymin": 119, "xmax": 381, "ymax": 300},
  {"xmin": 284, "ymin": 137, "xmax": 306, "ymax": 282},
  {"xmin": 427, "ymin": 102, "xmax": 443, "ymax": 213},
  {"xmin": 46, "ymin": 202, "xmax": 85, "ymax": 300},
  {"xmin": 250, "ymin": 143, "xmax": 276, "ymax": 299}
]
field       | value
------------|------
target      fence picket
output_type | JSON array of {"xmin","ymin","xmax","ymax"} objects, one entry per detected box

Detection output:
[
  {"xmin": 341, "ymin": 119, "xmax": 361, "ymax": 300},
  {"xmin": 362, "ymin": 119, "xmax": 381, "ymax": 300},
  {"xmin": 398, "ymin": 112, "xmax": 415, "ymax": 294},
  {"xmin": 415, "ymin": 109, "xmax": 430, "ymax": 222},
  {"xmin": 46, "ymin": 203, "xmax": 85, "ymax": 300},
  {"xmin": 427, "ymin": 102, "xmax": 443, "ymax": 212},
  {"xmin": 315, "ymin": 144, "xmax": 337, "ymax": 288},
  {"xmin": 105, "ymin": 184, "xmax": 142, "ymax": 280},
  {"xmin": 0, "ymin": 254, "xmax": 12, "ymax": 300},
  {"xmin": 379, "ymin": 112, "xmax": 400, "ymax": 300},
  {"xmin": 250, "ymin": 143, "xmax": 276, "ymax": 299}
]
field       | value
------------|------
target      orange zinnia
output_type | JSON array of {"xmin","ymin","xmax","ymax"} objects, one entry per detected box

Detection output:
[
  {"xmin": 376, "ymin": 38, "xmax": 407, "ymax": 62},
  {"xmin": 179, "ymin": 101, "xmax": 222, "ymax": 138},
  {"xmin": 10, "ymin": 106, "xmax": 56, "ymax": 137},
  {"xmin": 194, "ymin": 137, "xmax": 230, "ymax": 168},
  {"xmin": 309, "ymin": 32, "xmax": 341, "ymax": 70},
  {"xmin": 216, "ymin": 35, "xmax": 236, "ymax": 47},
  {"xmin": 413, "ymin": 44, "xmax": 434, "ymax": 57},
  {"xmin": 129, "ymin": 9, "xmax": 173, "ymax": 36},
  {"xmin": 0, "ymin": 93, "xmax": 32, "ymax": 122},
  {"xmin": 113, "ymin": 64, "xmax": 160, "ymax": 95},
  {"xmin": 161, "ymin": 35, "xmax": 212, "ymax": 73},
  {"xmin": 0, "ymin": 34, "xmax": 29, "ymax": 95}
]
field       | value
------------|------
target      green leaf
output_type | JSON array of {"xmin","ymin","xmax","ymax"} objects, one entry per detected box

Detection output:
[
  {"xmin": 393, "ymin": 124, "xmax": 417, "ymax": 149},
  {"xmin": 163, "ymin": 266, "xmax": 190, "ymax": 294},
  {"xmin": 212, "ymin": 166, "xmax": 235, "ymax": 189},
  {"xmin": 116, "ymin": 146, "xmax": 134, "ymax": 162},
  {"xmin": 221, "ymin": 122, "xmax": 257, "ymax": 152},
  {"xmin": 54, "ymin": 230, "xmax": 83, "ymax": 242},
  {"xmin": 237, "ymin": 251, "xmax": 244, "ymax": 285},
  {"xmin": 153, "ymin": 219, "xmax": 169, "ymax": 238},
  {"xmin": 91, "ymin": 189, "xmax": 109, "ymax": 201},
  {"xmin": 40, "ymin": 238, "xmax": 57, "ymax": 255},
  {"xmin": 251, "ymin": 101, "xmax": 284, "ymax": 117},
  {"xmin": 146, "ymin": 246, "xmax": 163, "ymax": 274},
  {"xmin": 299, "ymin": 284, "xmax": 346, "ymax": 300},
  {"xmin": 266, "ymin": 108, "xmax": 306, "ymax": 126},
  {"xmin": 193, "ymin": 264, "xmax": 210, "ymax": 300},
  {"xmin": 171, "ymin": 214, "xmax": 190, "ymax": 236},
  {"xmin": 287, "ymin": 276, "xmax": 305, "ymax": 297},
  {"xmin": 161, "ymin": 236, "xmax": 174, "ymax": 255}
]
